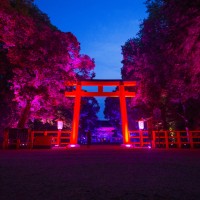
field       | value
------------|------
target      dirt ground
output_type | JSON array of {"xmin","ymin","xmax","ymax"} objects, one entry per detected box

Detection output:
[{"xmin": 0, "ymin": 145, "xmax": 200, "ymax": 200}]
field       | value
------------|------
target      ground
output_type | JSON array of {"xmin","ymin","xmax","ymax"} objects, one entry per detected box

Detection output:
[{"xmin": 0, "ymin": 145, "xmax": 200, "ymax": 200}]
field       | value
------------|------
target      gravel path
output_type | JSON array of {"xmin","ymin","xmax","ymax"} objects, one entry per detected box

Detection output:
[{"xmin": 1, "ymin": 146, "xmax": 200, "ymax": 200}]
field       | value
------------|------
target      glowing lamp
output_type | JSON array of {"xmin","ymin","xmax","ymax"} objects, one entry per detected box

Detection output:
[
  {"xmin": 121, "ymin": 144, "xmax": 134, "ymax": 148},
  {"xmin": 57, "ymin": 120, "xmax": 63, "ymax": 130},
  {"xmin": 67, "ymin": 144, "xmax": 80, "ymax": 148},
  {"xmin": 69, "ymin": 144, "xmax": 76, "ymax": 148},
  {"xmin": 138, "ymin": 120, "xmax": 144, "ymax": 130}
]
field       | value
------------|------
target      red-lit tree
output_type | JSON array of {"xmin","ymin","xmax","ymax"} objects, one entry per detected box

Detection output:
[
  {"xmin": 121, "ymin": 0, "xmax": 200, "ymax": 130},
  {"xmin": 0, "ymin": 0, "xmax": 95, "ymax": 129}
]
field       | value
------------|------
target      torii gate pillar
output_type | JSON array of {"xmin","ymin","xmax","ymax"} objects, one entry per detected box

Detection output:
[
  {"xmin": 71, "ymin": 84, "xmax": 81, "ymax": 145},
  {"xmin": 65, "ymin": 79, "xmax": 136, "ymax": 147},
  {"xmin": 119, "ymin": 83, "xmax": 129, "ymax": 144}
]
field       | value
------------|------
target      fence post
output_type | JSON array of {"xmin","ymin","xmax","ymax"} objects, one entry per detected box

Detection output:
[
  {"xmin": 189, "ymin": 131, "xmax": 194, "ymax": 148},
  {"xmin": 3, "ymin": 129, "xmax": 9, "ymax": 149},
  {"xmin": 16, "ymin": 138, "xmax": 20, "ymax": 149},
  {"xmin": 177, "ymin": 131, "xmax": 181, "ymax": 148},
  {"xmin": 57, "ymin": 130, "xmax": 61, "ymax": 146},
  {"xmin": 165, "ymin": 131, "xmax": 169, "ymax": 149},
  {"xmin": 29, "ymin": 130, "xmax": 34, "ymax": 149},
  {"xmin": 140, "ymin": 130, "xmax": 143, "ymax": 147},
  {"xmin": 44, "ymin": 130, "xmax": 48, "ymax": 136},
  {"xmin": 152, "ymin": 131, "xmax": 156, "ymax": 148}
]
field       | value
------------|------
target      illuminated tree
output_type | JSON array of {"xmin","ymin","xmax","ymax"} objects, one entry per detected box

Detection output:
[
  {"xmin": 121, "ymin": 0, "xmax": 200, "ymax": 130},
  {"xmin": 0, "ymin": 0, "xmax": 95, "ymax": 129}
]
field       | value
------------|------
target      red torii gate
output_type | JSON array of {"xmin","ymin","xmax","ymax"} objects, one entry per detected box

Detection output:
[{"xmin": 65, "ymin": 79, "xmax": 136, "ymax": 147}]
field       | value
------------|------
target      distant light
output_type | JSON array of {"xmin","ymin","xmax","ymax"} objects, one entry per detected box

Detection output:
[
  {"xmin": 138, "ymin": 120, "xmax": 144, "ymax": 130},
  {"xmin": 122, "ymin": 144, "xmax": 133, "ymax": 148},
  {"xmin": 121, "ymin": 144, "xmax": 134, "ymax": 148},
  {"xmin": 67, "ymin": 144, "xmax": 80, "ymax": 148},
  {"xmin": 148, "ymin": 145, "xmax": 151, "ymax": 149},
  {"xmin": 57, "ymin": 120, "xmax": 63, "ymax": 130}
]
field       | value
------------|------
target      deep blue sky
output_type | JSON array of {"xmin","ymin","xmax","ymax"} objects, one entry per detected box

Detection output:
[
  {"xmin": 34, "ymin": 0, "xmax": 147, "ymax": 79},
  {"xmin": 34, "ymin": 0, "xmax": 147, "ymax": 119}
]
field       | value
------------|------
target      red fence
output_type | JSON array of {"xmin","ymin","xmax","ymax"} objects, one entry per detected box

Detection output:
[
  {"xmin": 2, "ymin": 129, "xmax": 71, "ymax": 149},
  {"xmin": 129, "ymin": 130, "xmax": 200, "ymax": 148},
  {"xmin": 2, "ymin": 129, "xmax": 200, "ymax": 149},
  {"xmin": 32, "ymin": 130, "xmax": 71, "ymax": 147}
]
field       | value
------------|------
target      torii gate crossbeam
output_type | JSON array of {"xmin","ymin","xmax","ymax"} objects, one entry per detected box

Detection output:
[{"xmin": 65, "ymin": 79, "xmax": 136, "ymax": 146}]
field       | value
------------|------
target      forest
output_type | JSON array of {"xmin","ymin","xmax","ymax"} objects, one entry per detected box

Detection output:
[
  {"xmin": 105, "ymin": 0, "xmax": 200, "ymax": 133},
  {"xmin": 0, "ymin": 0, "xmax": 200, "ymax": 138},
  {"xmin": 0, "ymin": 0, "xmax": 98, "ymax": 137}
]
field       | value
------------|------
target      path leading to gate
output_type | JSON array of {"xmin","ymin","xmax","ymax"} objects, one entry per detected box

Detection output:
[{"xmin": 1, "ymin": 146, "xmax": 200, "ymax": 200}]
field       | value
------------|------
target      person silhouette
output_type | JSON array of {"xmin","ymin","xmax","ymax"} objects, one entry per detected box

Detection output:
[{"xmin": 86, "ymin": 130, "xmax": 91, "ymax": 147}]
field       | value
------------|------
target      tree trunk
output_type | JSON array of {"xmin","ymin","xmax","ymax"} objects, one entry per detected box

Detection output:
[
  {"xmin": 182, "ymin": 103, "xmax": 189, "ymax": 139},
  {"xmin": 161, "ymin": 106, "xmax": 167, "ymax": 130},
  {"xmin": 17, "ymin": 101, "xmax": 31, "ymax": 128}
]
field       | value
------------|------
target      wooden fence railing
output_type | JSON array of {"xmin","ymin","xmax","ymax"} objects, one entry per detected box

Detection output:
[
  {"xmin": 2, "ymin": 129, "xmax": 200, "ymax": 149},
  {"xmin": 31, "ymin": 130, "xmax": 71, "ymax": 148},
  {"xmin": 2, "ymin": 130, "xmax": 71, "ymax": 149},
  {"xmin": 32, "ymin": 130, "xmax": 71, "ymax": 147},
  {"xmin": 129, "ymin": 130, "xmax": 200, "ymax": 148}
]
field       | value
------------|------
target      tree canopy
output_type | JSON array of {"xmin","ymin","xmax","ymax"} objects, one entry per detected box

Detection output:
[
  {"xmin": 0, "ymin": 0, "xmax": 96, "ymax": 131},
  {"xmin": 111, "ymin": 0, "xmax": 200, "ymax": 130}
]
